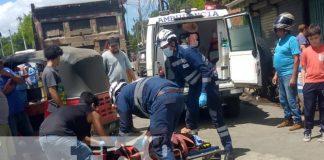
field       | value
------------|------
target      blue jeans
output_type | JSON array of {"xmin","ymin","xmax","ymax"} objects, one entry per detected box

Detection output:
[
  {"xmin": 278, "ymin": 75, "xmax": 302, "ymax": 123},
  {"xmin": 39, "ymin": 136, "xmax": 92, "ymax": 160},
  {"xmin": 9, "ymin": 111, "xmax": 34, "ymax": 136}
]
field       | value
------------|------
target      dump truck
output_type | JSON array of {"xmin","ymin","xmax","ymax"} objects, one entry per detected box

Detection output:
[{"xmin": 31, "ymin": 0, "xmax": 128, "ymax": 53}]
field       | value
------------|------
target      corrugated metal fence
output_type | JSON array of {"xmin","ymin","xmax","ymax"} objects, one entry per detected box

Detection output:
[{"xmin": 309, "ymin": 0, "xmax": 324, "ymax": 31}]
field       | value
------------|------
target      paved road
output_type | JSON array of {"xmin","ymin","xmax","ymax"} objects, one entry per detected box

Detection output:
[{"xmin": 133, "ymin": 94, "xmax": 324, "ymax": 160}]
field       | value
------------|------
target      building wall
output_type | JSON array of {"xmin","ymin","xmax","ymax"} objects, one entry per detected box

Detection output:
[
  {"xmin": 278, "ymin": 0, "xmax": 305, "ymax": 35},
  {"xmin": 260, "ymin": 6, "xmax": 277, "ymax": 48},
  {"xmin": 227, "ymin": 0, "xmax": 307, "ymax": 49}
]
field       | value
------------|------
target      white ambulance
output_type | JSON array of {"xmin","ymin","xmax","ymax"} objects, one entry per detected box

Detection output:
[{"xmin": 145, "ymin": 8, "xmax": 273, "ymax": 117}]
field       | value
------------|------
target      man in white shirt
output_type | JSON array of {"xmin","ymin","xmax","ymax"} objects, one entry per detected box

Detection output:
[{"xmin": 102, "ymin": 37, "xmax": 136, "ymax": 83}]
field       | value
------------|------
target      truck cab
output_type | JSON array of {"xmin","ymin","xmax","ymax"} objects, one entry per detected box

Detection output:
[{"xmin": 146, "ymin": 8, "xmax": 266, "ymax": 117}]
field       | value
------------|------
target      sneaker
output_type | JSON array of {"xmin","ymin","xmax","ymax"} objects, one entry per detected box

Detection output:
[
  {"xmin": 303, "ymin": 133, "xmax": 311, "ymax": 142},
  {"xmin": 277, "ymin": 119, "xmax": 293, "ymax": 128},
  {"xmin": 289, "ymin": 123, "xmax": 303, "ymax": 131},
  {"xmin": 317, "ymin": 132, "xmax": 324, "ymax": 142}
]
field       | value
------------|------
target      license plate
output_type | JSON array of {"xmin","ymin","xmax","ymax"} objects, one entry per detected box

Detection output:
[{"xmin": 230, "ymin": 88, "xmax": 243, "ymax": 94}]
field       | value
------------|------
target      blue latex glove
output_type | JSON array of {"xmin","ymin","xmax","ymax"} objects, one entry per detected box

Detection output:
[{"xmin": 199, "ymin": 92, "xmax": 207, "ymax": 108}]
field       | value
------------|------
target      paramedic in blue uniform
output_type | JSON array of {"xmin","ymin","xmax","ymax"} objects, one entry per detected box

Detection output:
[
  {"xmin": 109, "ymin": 77, "xmax": 185, "ymax": 160},
  {"xmin": 156, "ymin": 29, "xmax": 234, "ymax": 160}
]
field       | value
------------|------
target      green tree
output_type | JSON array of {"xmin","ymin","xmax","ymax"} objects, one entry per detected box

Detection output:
[
  {"xmin": 17, "ymin": 14, "xmax": 35, "ymax": 49},
  {"xmin": 168, "ymin": 0, "xmax": 205, "ymax": 12},
  {"xmin": 2, "ymin": 37, "xmax": 14, "ymax": 56},
  {"xmin": 150, "ymin": 10, "xmax": 159, "ymax": 17},
  {"xmin": 0, "ymin": 13, "xmax": 35, "ymax": 57},
  {"xmin": 168, "ymin": 0, "xmax": 235, "ymax": 12}
]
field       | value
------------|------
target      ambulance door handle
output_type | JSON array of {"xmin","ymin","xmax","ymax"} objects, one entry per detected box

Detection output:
[{"xmin": 252, "ymin": 49, "xmax": 257, "ymax": 58}]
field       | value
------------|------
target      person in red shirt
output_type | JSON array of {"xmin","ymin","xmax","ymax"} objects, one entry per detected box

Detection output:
[{"xmin": 300, "ymin": 24, "xmax": 324, "ymax": 142}]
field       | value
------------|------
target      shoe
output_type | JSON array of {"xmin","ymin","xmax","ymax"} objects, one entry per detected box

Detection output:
[
  {"xmin": 289, "ymin": 123, "xmax": 303, "ymax": 131},
  {"xmin": 303, "ymin": 132, "xmax": 311, "ymax": 142},
  {"xmin": 317, "ymin": 132, "xmax": 324, "ymax": 142},
  {"xmin": 277, "ymin": 119, "xmax": 293, "ymax": 128},
  {"xmin": 181, "ymin": 127, "xmax": 198, "ymax": 135},
  {"xmin": 224, "ymin": 151, "xmax": 235, "ymax": 160}
]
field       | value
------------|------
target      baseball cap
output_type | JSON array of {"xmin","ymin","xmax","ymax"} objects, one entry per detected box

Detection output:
[{"xmin": 109, "ymin": 37, "xmax": 119, "ymax": 45}]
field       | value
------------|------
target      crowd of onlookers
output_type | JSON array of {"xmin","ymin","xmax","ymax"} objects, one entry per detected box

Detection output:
[
  {"xmin": 0, "ymin": 12, "xmax": 323, "ymax": 160},
  {"xmin": 0, "ymin": 60, "xmax": 38, "ymax": 137},
  {"xmin": 272, "ymin": 13, "xmax": 324, "ymax": 142}
]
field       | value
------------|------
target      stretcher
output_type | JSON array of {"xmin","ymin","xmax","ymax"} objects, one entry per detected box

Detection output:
[
  {"xmin": 185, "ymin": 146, "xmax": 221, "ymax": 160},
  {"xmin": 92, "ymin": 133, "xmax": 222, "ymax": 160},
  {"xmin": 93, "ymin": 146, "xmax": 221, "ymax": 160}
]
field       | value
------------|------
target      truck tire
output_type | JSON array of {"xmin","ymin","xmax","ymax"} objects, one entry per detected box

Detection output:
[
  {"xmin": 256, "ymin": 37, "xmax": 278, "ymax": 102},
  {"xmin": 223, "ymin": 96, "xmax": 240, "ymax": 118}
]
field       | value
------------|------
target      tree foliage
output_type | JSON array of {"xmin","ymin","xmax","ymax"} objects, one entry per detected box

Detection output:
[
  {"xmin": 17, "ymin": 14, "xmax": 35, "ymax": 49},
  {"xmin": 168, "ymin": 0, "xmax": 205, "ymax": 12},
  {"xmin": 168, "ymin": 0, "xmax": 235, "ymax": 12},
  {"xmin": 0, "ymin": 13, "xmax": 35, "ymax": 57}
]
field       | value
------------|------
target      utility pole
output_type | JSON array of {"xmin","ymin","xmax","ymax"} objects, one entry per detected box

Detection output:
[
  {"xmin": 17, "ymin": 16, "xmax": 27, "ymax": 50},
  {"xmin": 8, "ymin": 29, "xmax": 15, "ymax": 54},
  {"xmin": 0, "ymin": 32, "xmax": 4, "ymax": 57},
  {"xmin": 138, "ymin": 0, "xmax": 145, "ymax": 44}
]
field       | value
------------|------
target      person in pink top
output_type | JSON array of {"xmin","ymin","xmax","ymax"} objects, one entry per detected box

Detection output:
[{"xmin": 300, "ymin": 24, "xmax": 324, "ymax": 142}]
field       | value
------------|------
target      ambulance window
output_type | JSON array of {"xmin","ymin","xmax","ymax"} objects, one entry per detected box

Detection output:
[{"xmin": 226, "ymin": 15, "xmax": 255, "ymax": 51}]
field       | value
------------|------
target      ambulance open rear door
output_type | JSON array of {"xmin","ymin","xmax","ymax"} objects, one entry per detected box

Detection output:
[{"xmin": 224, "ymin": 12, "xmax": 262, "ymax": 87}]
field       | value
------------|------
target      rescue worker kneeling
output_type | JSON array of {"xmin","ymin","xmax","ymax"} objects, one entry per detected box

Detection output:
[
  {"xmin": 39, "ymin": 92, "xmax": 108, "ymax": 160},
  {"xmin": 109, "ymin": 77, "xmax": 185, "ymax": 159}
]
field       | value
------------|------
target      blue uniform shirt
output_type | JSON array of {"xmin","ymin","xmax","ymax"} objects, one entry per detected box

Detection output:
[
  {"xmin": 169, "ymin": 45, "xmax": 215, "ymax": 93},
  {"xmin": 0, "ymin": 68, "xmax": 28, "ymax": 114},
  {"xmin": 116, "ymin": 77, "xmax": 179, "ymax": 117},
  {"xmin": 273, "ymin": 34, "xmax": 301, "ymax": 77}
]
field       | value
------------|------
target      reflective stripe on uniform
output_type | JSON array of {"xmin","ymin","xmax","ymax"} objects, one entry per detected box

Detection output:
[
  {"xmin": 184, "ymin": 70, "xmax": 198, "ymax": 82},
  {"xmin": 171, "ymin": 59, "xmax": 187, "ymax": 67},
  {"xmin": 202, "ymin": 55, "xmax": 210, "ymax": 65},
  {"xmin": 202, "ymin": 78, "xmax": 211, "ymax": 83},
  {"xmin": 216, "ymin": 126, "xmax": 228, "ymax": 133},
  {"xmin": 219, "ymin": 131, "xmax": 230, "ymax": 138},
  {"xmin": 190, "ymin": 72, "xmax": 201, "ymax": 85},
  {"xmin": 134, "ymin": 77, "xmax": 153, "ymax": 118}
]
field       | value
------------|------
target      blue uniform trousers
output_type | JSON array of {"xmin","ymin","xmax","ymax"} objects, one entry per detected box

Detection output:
[
  {"xmin": 150, "ymin": 92, "xmax": 184, "ymax": 159},
  {"xmin": 119, "ymin": 91, "xmax": 184, "ymax": 159},
  {"xmin": 186, "ymin": 82, "xmax": 233, "ymax": 151}
]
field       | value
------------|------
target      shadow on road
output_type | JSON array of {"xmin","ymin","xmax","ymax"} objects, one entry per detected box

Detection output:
[
  {"xmin": 226, "ymin": 101, "xmax": 282, "ymax": 127},
  {"xmin": 192, "ymin": 99, "xmax": 283, "ymax": 130},
  {"xmin": 233, "ymin": 148, "xmax": 251, "ymax": 159}
]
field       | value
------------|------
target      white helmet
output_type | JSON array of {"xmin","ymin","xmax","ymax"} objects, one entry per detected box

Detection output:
[
  {"xmin": 109, "ymin": 81, "xmax": 127, "ymax": 104},
  {"xmin": 273, "ymin": 12, "xmax": 295, "ymax": 31},
  {"xmin": 156, "ymin": 29, "xmax": 177, "ymax": 48}
]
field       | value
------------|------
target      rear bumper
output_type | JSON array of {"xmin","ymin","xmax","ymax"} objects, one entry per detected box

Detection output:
[{"xmin": 219, "ymin": 88, "xmax": 243, "ymax": 99}]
